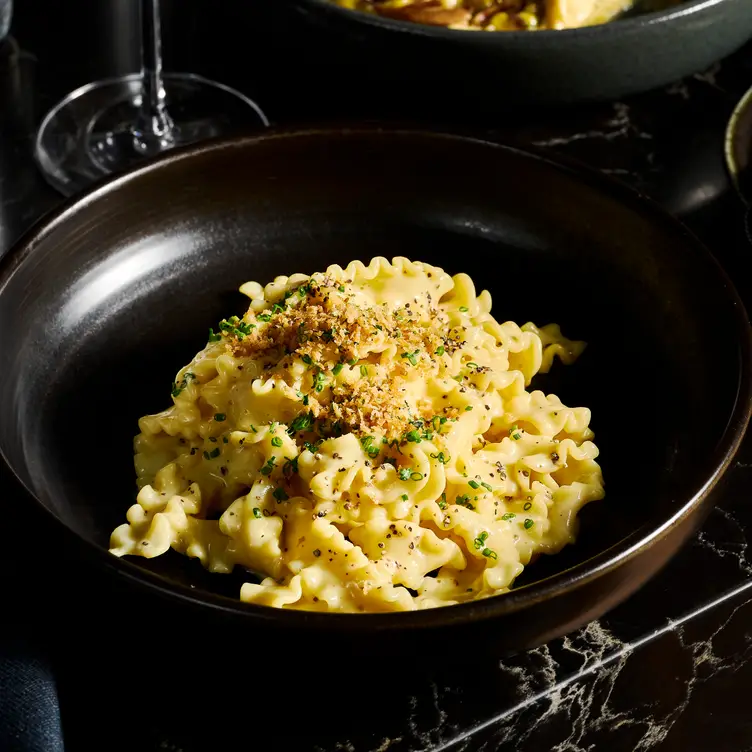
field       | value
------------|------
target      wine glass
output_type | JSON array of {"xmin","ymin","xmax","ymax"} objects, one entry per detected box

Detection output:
[{"xmin": 35, "ymin": 0, "xmax": 269, "ymax": 197}]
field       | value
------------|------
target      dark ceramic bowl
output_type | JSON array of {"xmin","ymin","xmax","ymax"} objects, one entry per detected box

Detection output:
[
  {"xmin": 290, "ymin": 0, "xmax": 752, "ymax": 104},
  {"xmin": 0, "ymin": 129, "xmax": 750, "ymax": 655}
]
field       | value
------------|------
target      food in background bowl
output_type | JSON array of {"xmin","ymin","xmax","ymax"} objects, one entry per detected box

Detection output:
[
  {"xmin": 331, "ymin": 0, "xmax": 634, "ymax": 30},
  {"xmin": 110, "ymin": 257, "xmax": 604, "ymax": 613}
]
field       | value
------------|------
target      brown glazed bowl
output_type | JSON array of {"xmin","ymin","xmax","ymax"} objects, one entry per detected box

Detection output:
[{"xmin": 0, "ymin": 129, "xmax": 750, "ymax": 656}]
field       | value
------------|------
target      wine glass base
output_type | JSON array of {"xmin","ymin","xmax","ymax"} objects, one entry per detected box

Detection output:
[
  {"xmin": 35, "ymin": 72, "xmax": 269, "ymax": 197},
  {"xmin": 725, "ymin": 85, "xmax": 752, "ymax": 206}
]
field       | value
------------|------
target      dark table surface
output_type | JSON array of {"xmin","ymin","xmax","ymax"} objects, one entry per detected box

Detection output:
[{"xmin": 3, "ymin": 3, "xmax": 752, "ymax": 751}]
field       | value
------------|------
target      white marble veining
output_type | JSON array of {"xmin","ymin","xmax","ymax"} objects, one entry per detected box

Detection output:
[{"xmin": 530, "ymin": 103, "xmax": 650, "ymax": 149}]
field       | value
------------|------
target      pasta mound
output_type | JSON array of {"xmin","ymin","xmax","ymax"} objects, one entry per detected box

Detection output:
[{"xmin": 109, "ymin": 257, "xmax": 605, "ymax": 612}]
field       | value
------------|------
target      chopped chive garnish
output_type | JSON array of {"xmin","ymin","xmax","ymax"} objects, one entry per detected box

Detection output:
[
  {"xmin": 410, "ymin": 471, "xmax": 424, "ymax": 481},
  {"xmin": 283, "ymin": 457, "xmax": 299, "ymax": 477},
  {"xmin": 364, "ymin": 442, "xmax": 378, "ymax": 458},
  {"xmin": 217, "ymin": 318, "xmax": 254, "ymax": 340},
  {"xmin": 348, "ymin": 358, "xmax": 358, "ymax": 366},
  {"xmin": 473, "ymin": 531, "xmax": 489, "ymax": 549},
  {"xmin": 272, "ymin": 487, "xmax": 289, "ymax": 502},
  {"xmin": 214, "ymin": 413, "xmax": 226, "ymax": 422},
  {"xmin": 360, "ymin": 365, "xmax": 368, "ymax": 378},
  {"xmin": 501, "ymin": 512, "xmax": 516, "ymax": 521},
  {"xmin": 400, "ymin": 494, "xmax": 409, "ymax": 501},
  {"xmin": 455, "ymin": 495, "xmax": 475, "ymax": 510},
  {"xmin": 465, "ymin": 406, "xmax": 473, "ymax": 411},
  {"xmin": 524, "ymin": 518, "xmax": 535, "ymax": 530},
  {"xmin": 171, "ymin": 372, "xmax": 196, "ymax": 398},
  {"xmin": 332, "ymin": 363, "xmax": 344, "ymax": 376},
  {"xmin": 208, "ymin": 328, "xmax": 222, "ymax": 342},
  {"xmin": 252, "ymin": 507, "xmax": 262, "ymax": 519},
  {"xmin": 523, "ymin": 501, "xmax": 532, "ymax": 511},
  {"xmin": 257, "ymin": 314, "xmax": 271, "ymax": 322},
  {"xmin": 322, "ymin": 328, "xmax": 335, "ymax": 342},
  {"xmin": 405, "ymin": 430, "xmax": 421, "ymax": 443},
  {"xmin": 302, "ymin": 354, "xmax": 313, "ymax": 365},
  {"xmin": 271, "ymin": 436, "xmax": 283, "ymax": 447},
  {"xmin": 398, "ymin": 468, "xmax": 411, "ymax": 481},
  {"xmin": 459, "ymin": 306, "xmax": 469, "ymax": 313},
  {"xmin": 468, "ymin": 480, "xmax": 480, "ymax": 489},
  {"xmin": 482, "ymin": 548, "xmax": 498, "ymax": 559},
  {"xmin": 202, "ymin": 447, "xmax": 220, "ymax": 460},
  {"xmin": 338, "ymin": 285, "xmax": 346, "ymax": 293},
  {"xmin": 430, "ymin": 451, "xmax": 450, "ymax": 464},
  {"xmin": 260, "ymin": 456, "xmax": 277, "ymax": 476},
  {"xmin": 401, "ymin": 350, "xmax": 420, "ymax": 366},
  {"xmin": 289, "ymin": 412, "xmax": 314, "ymax": 434},
  {"xmin": 313, "ymin": 371, "xmax": 327, "ymax": 392},
  {"xmin": 435, "ymin": 346, "xmax": 445, "ymax": 356}
]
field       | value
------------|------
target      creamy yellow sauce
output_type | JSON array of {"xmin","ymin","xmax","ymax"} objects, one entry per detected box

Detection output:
[{"xmin": 109, "ymin": 257, "xmax": 605, "ymax": 612}]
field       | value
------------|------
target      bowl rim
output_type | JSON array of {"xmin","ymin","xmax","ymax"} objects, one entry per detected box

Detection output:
[
  {"xmin": 3, "ymin": 126, "xmax": 751, "ymax": 631},
  {"xmin": 294, "ymin": 0, "xmax": 734, "ymax": 41}
]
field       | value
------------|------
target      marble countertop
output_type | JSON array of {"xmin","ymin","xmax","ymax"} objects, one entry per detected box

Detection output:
[{"xmin": 2, "ymin": 3, "xmax": 752, "ymax": 750}]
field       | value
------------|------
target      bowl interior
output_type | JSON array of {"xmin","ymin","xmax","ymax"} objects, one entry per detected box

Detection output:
[{"xmin": 0, "ymin": 130, "xmax": 745, "ymax": 608}]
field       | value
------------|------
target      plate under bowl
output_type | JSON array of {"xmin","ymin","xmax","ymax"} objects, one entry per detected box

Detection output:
[{"xmin": 0, "ymin": 129, "xmax": 750, "ymax": 655}]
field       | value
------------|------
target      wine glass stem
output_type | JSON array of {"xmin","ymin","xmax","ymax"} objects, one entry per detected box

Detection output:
[{"xmin": 133, "ymin": 0, "xmax": 175, "ymax": 154}]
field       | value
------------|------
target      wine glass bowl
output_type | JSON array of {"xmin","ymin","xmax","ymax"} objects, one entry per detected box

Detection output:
[
  {"xmin": 36, "ymin": 73, "xmax": 269, "ymax": 196},
  {"xmin": 34, "ymin": 0, "xmax": 268, "ymax": 196}
]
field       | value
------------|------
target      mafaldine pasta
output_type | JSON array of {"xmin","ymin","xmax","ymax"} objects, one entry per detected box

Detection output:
[{"xmin": 110, "ymin": 257, "xmax": 604, "ymax": 612}]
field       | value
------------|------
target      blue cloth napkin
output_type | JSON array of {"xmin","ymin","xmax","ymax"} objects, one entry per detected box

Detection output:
[{"xmin": 0, "ymin": 630, "xmax": 64, "ymax": 752}]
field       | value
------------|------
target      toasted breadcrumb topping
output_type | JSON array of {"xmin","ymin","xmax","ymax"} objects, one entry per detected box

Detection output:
[{"xmin": 225, "ymin": 274, "xmax": 462, "ymax": 439}]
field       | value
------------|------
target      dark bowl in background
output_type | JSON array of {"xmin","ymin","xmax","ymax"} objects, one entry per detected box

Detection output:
[
  {"xmin": 0, "ymin": 129, "xmax": 750, "ymax": 657},
  {"xmin": 290, "ymin": 0, "xmax": 752, "ymax": 105}
]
